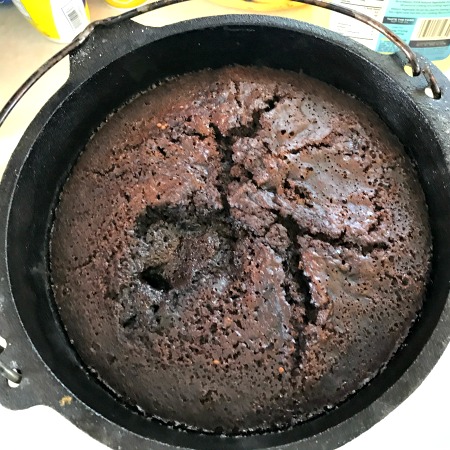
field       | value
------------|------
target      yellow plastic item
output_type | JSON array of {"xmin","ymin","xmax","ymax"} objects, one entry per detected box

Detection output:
[
  {"xmin": 209, "ymin": 0, "xmax": 300, "ymax": 12},
  {"xmin": 12, "ymin": 0, "xmax": 90, "ymax": 43},
  {"xmin": 104, "ymin": 0, "xmax": 148, "ymax": 8}
]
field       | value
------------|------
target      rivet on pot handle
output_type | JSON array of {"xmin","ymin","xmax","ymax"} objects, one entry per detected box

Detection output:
[{"xmin": 0, "ymin": 0, "xmax": 442, "ymax": 132}]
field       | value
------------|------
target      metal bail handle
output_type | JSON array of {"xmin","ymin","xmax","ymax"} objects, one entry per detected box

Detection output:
[{"xmin": 0, "ymin": 0, "xmax": 442, "ymax": 131}]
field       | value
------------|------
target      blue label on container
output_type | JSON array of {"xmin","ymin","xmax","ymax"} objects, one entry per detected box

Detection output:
[{"xmin": 376, "ymin": 0, "xmax": 450, "ymax": 60}]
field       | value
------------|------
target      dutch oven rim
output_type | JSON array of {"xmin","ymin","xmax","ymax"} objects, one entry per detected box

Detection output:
[{"xmin": 0, "ymin": 12, "xmax": 449, "ymax": 450}]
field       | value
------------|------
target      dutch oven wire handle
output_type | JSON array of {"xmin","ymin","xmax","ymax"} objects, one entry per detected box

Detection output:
[
  {"xmin": 0, "ymin": 0, "xmax": 442, "ymax": 133},
  {"xmin": 0, "ymin": 0, "xmax": 443, "ymax": 384}
]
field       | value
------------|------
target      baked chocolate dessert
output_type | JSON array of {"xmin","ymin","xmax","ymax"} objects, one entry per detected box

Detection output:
[{"xmin": 50, "ymin": 66, "xmax": 431, "ymax": 433}]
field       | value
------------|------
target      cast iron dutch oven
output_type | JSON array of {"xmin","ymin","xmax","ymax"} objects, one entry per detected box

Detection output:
[{"xmin": 0, "ymin": 0, "xmax": 449, "ymax": 448}]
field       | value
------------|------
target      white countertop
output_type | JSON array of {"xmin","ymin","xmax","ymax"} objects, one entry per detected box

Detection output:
[{"xmin": 0, "ymin": 1, "xmax": 449, "ymax": 449}]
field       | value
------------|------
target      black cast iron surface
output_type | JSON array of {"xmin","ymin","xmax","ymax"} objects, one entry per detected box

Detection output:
[{"xmin": 0, "ymin": 13, "xmax": 449, "ymax": 450}]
